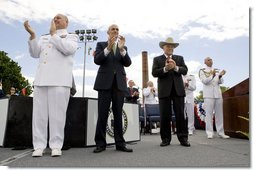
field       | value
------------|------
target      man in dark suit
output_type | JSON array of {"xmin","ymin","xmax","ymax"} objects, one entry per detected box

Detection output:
[
  {"xmin": 152, "ymin": 37, "xmax": 190, "ymax": 147},
  {"xmin": 125, "ymin": 80, "xmax": 139, "ymax": 104},
  {"xmin": 93, "ymin": 24, "xmax": 133, "ymax": 153}
]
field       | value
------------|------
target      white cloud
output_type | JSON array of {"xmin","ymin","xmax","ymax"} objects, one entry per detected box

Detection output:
[
  {"xmin": 14, "ymin": 53, "xmax": 25, "ymax": 60},
  {"xmin": 185, "ymin": 60, "xmax": 202, "ymax": 75},
  {"xmin": 0, "ymin": 0, "xmax": 249, "ymax": 41},
  {"xmin": 125, "ymin": 52, "xmax": 161, "ymax": 90},
  {"xmin": 73, "ymin": 68, "xmax": 97, "ymax": 77},
  {"xmin": 74, "ymin": 83, "xmax": 97, "ymax": 98}
]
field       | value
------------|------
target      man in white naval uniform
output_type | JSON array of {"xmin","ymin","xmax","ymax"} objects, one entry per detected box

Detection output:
[
  {"xmin": 24, "ymin": 14, "xmax": 78, "ymax": 157},
  {"xmin": 199, "ymin": 57, "xmax": 230, "ymax": 139},
  {"xmin": 183, "ymin": 74, "xmax": 196, "ymax": 135}
]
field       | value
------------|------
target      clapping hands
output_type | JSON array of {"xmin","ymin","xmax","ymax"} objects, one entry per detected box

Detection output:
[
  {"xmin": 117, "ymin": 35, "xmax": 125, "ymax": 51},
  {"xmin": 107, "ymin": 35, "xmax": 126, "ymax": 52},
  {"xmin": 219, "ymin": 70, "xmax": 226, "ymax": 76},
  {"xmin": 132, "ymin": 91, "xmax": 139, "ymax": 97},
  {"xmin": 165, "ymin": 58, "xmax": 176, "ymax": 71}
]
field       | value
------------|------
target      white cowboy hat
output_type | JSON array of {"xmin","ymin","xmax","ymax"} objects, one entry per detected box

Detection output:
[{"xmin": 159, "ymin": 37, "xmax": 179, "ymax": 49}]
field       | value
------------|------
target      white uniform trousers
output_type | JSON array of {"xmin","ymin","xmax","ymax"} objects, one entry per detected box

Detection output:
[
  {"xmin": 204, "ymin": 98, "xmax": 225, "ymax": 136},
  {"xmin": 32, "ymin": 86, "xmax": 70, "ymax": 150},
  {"xmin": 185, "ymin": 102, "xmax": 195, "ymax": 133}
]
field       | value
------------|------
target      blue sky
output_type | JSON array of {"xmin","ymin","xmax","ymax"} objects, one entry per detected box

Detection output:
[{"xmin": 0, "ymin": 0, "xmax": 250, "ymax": 98}]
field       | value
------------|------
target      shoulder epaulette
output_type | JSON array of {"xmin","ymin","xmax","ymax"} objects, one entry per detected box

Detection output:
[{"xmin": 199, "ymin": 68, "xmax": 213, "ymax": 78}]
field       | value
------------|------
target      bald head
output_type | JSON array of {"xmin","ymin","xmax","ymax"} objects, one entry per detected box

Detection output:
[
  {"xmin": 53, "ymin": 14, "xmax": 69, "ymax": 29},
  {"xmin": 107, "ymin": 24, "xmax": 119, "ymax": 41},
  {"xmin": 56, "ymin": 14, "xmax": 68, "ymax": 22},
  {"xmin": 204, "ymin": 57, "xmax": 213, "ymax": 67},
  {"xmin": 107, "ymin": 24, "xmax": 118, "ymax": 34}
]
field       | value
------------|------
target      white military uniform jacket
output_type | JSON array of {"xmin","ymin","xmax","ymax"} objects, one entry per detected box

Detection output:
[
  {"xmin": 183, "ymin": 75, "xmax": 196, "ymax": 103},
  {"xmin": 199, "ymin": 67, "xmax": 224, "ymax": 99},
  {"xmin": 28, "ymin": 29, "xmax": 78, "ymax": 87}
]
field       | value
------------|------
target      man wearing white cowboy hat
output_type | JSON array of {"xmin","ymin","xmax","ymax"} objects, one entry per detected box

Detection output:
[{"xmin": 152, "ymin": 37, "xmax": 190, "ymax": 147}]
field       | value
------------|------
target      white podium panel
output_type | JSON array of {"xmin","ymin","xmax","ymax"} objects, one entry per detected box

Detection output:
[
  {"xmin": 86, "ymin": 99, "xmax": 140, "ymax": 146},
  {"xmin": 0, "ymin": 98, "xmax": 9, "ymax": 146}
]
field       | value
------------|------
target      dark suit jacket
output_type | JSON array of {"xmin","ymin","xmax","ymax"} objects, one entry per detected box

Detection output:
[
  {"xmin": 125, "ymin": 87, "xmax": 139, "ymax": 103},
  {"xmin": 93, "ymin": 42, "xmax": 132, "ymax": 91},
  {"xmin": 152, "ymin": 54, "xmax": 188, "ymax": 98},
  {"xmin": 0, "ymin": 89, "xmax": 4, "ymax": 98}
]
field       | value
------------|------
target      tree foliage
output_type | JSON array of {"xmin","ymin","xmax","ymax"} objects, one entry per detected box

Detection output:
[
  {"xmin": 194, "ymin": 91, "xmax": 204, "ymax": 103},
  {"xmin": 0, "ymin": 51, "xmax": 32, "ymax": 96},
  {"xmin": 220, "ymin": 86, "xmax": 230, "ymax": 93}
]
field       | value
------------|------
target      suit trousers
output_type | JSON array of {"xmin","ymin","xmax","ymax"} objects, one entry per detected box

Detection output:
[
  {"xmin": 185, "ymin": 102, "xmax": 195, "ymax": 133},
  {"xmin": 32, "ymin": 86, "xmax": 70, "ymax": 150},
  {"xmin": 95, "ymin": 76, "xmax": 126, "ymax": 147},
  {"xmin": 159, "ymin": 86, "xmax": 188, "ymax": 143},
  {"xmin": 204, "ymin": 98, "xmax": 225, "ymax": 136}
]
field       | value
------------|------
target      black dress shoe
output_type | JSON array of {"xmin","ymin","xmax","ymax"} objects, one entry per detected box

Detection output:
[
  {"xmin": 93, "ymin": 146, "xmax": 106, "ymax": 153},
  {"xmin": 160, "ymin": 140, "xmax": 170, "ymax": 147},
  {"xmin": 12, "ymin": 146, "xmax": 27, "ymax": 150},
  {"xmin": 62, "ymin": 145, "xmax": 71, "ymax": 150},
  {"xmin": 180, "ymin": 141, "xmax": 191, "ymax": 147},
  {"xmin": 116, "ymin": 146, "xmax": 133, "ymax": 152}
]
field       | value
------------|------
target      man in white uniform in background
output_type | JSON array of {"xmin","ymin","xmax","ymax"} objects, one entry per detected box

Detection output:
[
  {"xmin": 24, "ymin": 14, "xmax": 78, "ymax": 157},
  {"xmin": 183, "ymin": 74, "xmax": 196, "ymax": 135},
  {"xmin": 199, "ymin": 57, "xmax": 230, "ymax": 139}
]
